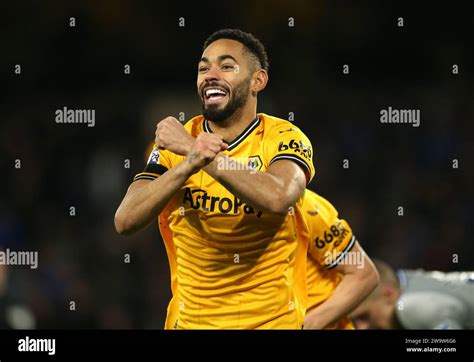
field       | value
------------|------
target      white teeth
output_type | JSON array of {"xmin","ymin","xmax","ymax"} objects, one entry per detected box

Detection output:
[{"xmin": 205, "ymin": 88, "xmax": 227, "ymax": 97}]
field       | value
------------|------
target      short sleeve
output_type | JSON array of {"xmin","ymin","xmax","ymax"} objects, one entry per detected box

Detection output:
[
  {"xmin": 308, "ymin": 218, "xmax": 357, "ymax": 269},
  {"xmin": 264, "ymin": 123, "xmax": 315, "ymax": 183},
  {"xmin": 133, "ymin": 145, "xmax": 173, "ymax": 182}
]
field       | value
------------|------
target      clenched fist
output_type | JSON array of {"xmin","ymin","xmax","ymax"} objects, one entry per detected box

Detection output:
[
  {"xmin": 186, "ymin": 133, "xmax": 228, "ymax": 173},
  {"xmin": 155, "ymin": 116, "xmax": 195, "ymax": 156}
]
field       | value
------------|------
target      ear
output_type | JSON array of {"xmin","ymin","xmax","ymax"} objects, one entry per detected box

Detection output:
[
  {"xmin": 252, "ymin": 69, "xmax": 268, "ymax": 95},
  {"xmin": 382, "ymin": 287, "xmax": 399, "ymax": 302}
]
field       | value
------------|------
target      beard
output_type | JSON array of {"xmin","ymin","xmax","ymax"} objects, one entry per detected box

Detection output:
[{"xmin": 201, "ymin": 77, "xmax": 251, "ymax": 123}]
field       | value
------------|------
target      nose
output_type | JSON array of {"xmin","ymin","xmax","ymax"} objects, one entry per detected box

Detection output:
[{"xmin": 204, "ymin": 66, "xmax": 221, "ymax": 82}]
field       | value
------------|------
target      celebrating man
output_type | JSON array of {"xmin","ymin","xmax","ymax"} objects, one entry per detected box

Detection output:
[{"xmin": 115, "ymin": 29, "xmax": 315, "ymax": 329}]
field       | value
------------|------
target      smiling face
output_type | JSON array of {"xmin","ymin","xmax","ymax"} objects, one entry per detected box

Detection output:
[{"xmin": 197, "ymin": 39, "xmax": 257, "ymax": 123}]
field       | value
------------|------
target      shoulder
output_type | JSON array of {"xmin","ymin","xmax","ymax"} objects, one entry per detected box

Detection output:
[
  {"xmin": 302, "ymin": 190, "xmax": 339, "ymax": 227},
  {"xmin": 183, "ymin": 115, "xmax": 205, "ymax": 136},
  {"xmin": 396, "ymin": 291, "xmax": 466, "ymax": 329},
  {"xmin": 259, "ymin": 113, "xmax": 304, "ymax": 135},
  {"xmin": 300, "ymin": 190, "xmax": 341, "ymax": 245}
]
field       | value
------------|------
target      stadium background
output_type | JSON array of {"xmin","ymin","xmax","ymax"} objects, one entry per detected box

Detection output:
[{"xmin": 0, "ymin": 1, "xmax": 472, "ymax": 328}]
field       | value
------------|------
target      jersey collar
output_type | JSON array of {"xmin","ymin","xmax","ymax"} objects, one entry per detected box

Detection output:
[{"xmin": 203, "ymin": 115, "xmax": 260, "ymax": 151}]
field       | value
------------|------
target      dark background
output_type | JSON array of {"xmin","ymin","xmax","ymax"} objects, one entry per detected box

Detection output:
[{"xmin": 0, "ymin": 1, "xmax": 472, "ymax": 329}]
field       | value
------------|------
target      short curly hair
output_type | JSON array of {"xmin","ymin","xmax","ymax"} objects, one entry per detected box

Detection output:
[{"xmin": 203, "ymin": 29, "xmax": 269, "ymax": 72}]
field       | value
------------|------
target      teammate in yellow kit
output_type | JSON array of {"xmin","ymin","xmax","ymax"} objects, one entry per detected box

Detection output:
[
  {"xmin": 115, "ymin": 29, "xmax": 315, "ymax": 328},
  {"xmin": 161, "ymin": 189, "xmax": 379, "ymax": 329},
  {"xmin": 301, "ymin": 190, "xmax": 379, "ymax": 329}
]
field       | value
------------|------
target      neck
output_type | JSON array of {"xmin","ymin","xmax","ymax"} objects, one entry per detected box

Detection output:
[{"xmin": 208, "ymin": 104, "xmax": 257, "ymax": 142}]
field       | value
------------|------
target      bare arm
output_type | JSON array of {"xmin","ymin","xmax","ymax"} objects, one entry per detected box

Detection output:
[
  {"xmin": 114, "ymin": 161, "xmax": 194, "ymax": 235},
  {"xmin": 303, "ymin": 242, "xmax": 379, "ymax": 329},
  {"xmin": 114, "ymin": 132, "xmax": 226, "ymax": 235},
  {"xmin": 204, "ymin": 156, "xmax": 307, "ymax": 215}
]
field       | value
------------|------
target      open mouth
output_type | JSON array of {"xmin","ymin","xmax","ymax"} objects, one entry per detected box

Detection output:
[{"xmin": 203, "ymin": 87, "xmax": 229, "ymax": 105}]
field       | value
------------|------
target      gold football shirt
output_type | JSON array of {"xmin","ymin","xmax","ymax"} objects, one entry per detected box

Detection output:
[{"xmin": 135, "ymin": 113, "xmax": 315, "ymax": 329}]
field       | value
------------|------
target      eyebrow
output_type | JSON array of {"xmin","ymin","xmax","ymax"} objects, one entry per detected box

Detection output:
[{"xmin": 199, "ymin": 54, "xmax": 239, "ymax": 64}]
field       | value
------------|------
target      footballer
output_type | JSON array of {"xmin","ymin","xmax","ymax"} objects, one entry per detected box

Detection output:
[
  {"xmin": 115, "ymin": 29, "xmax": 315, "ymax": 328},
  {"xmin": 350, "ymin": 259, "xmax": 474, "ymax": 329},
  {"xmin": 300, "ymin": 190, "xmax": 379, "ymax": 329},
  {"xmin": 161, "ymin": 189, "xmax": 380, "ymax": 329}
]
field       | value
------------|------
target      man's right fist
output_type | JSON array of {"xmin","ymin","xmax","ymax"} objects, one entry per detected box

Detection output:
[
  {"xmin": 155, "ymin": 116, "xmax": 195, "ymax": 156},
  {"xmin": 186, "ymin": 133, "xmax": 228, "ymax": 173}
]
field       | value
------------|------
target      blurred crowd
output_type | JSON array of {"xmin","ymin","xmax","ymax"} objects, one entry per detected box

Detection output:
[{"xmin": 1, "ymin": 1, "xmax": 472, "ymax": 328}]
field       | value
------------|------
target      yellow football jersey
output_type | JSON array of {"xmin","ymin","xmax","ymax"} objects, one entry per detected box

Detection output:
[
  {"xmin": 134, "ymin": 113, "xmax": 315, "ymax": 329},
  {"xmin": 163, "ymin": 188, "xmax": 356, "ymax": 330},
  {"xmin": 301, "ymin": 190, "xmax": 356, "ymax": 329}
]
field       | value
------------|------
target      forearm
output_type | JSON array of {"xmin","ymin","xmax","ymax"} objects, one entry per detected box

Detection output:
[
  {"xmin": 305, "ymin": 272, "xmax": 377, "ymax": 329},
  {"xmin": 115, "ymin": 160, "xmax": 193, "ymax": 235},
  {"xmin": 204, "ymin": 154, "xmax": 300, "ymax": 215}
]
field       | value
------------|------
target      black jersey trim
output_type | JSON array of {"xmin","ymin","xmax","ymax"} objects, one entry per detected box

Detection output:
[
  {"xmin": 326, "ymin": 235, "xmax": 357, "ymax": 269},
  {"xmin": 269, "ymin": 154, "xmax": 312, "ymax": 182},
  {"xmin": 203, "ymin": 116, "xmax": 260, "ymax": 151}
]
